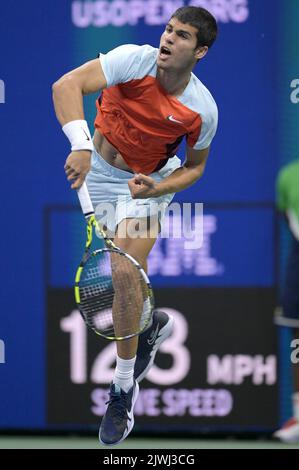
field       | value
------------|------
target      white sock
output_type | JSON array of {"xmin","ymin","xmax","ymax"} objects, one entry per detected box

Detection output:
[
  {"xmin": 113, "ymin": 355, "xmax": 136, "ymax": 393},
  {"xmin": 292, "ymin": 392, "xmax": 299, "ymax": 421}
]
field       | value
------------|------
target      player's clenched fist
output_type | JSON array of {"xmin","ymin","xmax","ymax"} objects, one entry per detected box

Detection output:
[
  {"xmin": 64, "ymin": 150, "xmax": 91, "ymax": 189},
  {"xmin": 128, "ymin": 173, "xmax": 160, "ymax": 199}
]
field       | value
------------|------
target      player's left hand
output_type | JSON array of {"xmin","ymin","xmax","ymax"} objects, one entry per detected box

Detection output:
[{"xmin": 128, "ymin": 173, "xmax": 160, "ymax": 199}]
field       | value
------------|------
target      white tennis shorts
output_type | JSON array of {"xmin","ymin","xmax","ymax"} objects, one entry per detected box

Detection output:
[{"xmin": 86, "ymin": 148, "xmax": 181, "ymax": 235}]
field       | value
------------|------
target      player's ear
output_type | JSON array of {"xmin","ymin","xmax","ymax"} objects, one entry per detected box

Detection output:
[{"xmin": 195, "ymin": 46, "xmax": 208, "ymax": 61}]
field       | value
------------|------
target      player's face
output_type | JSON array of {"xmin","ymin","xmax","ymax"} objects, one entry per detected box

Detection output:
[{"xmin": 157, "ymin": 18, "xmax": 206, "ymax": 71}]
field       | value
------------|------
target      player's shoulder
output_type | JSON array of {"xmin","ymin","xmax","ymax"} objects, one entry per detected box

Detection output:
[
  {"xmin": 121, "ymin": 43, "xmax": 158, "ymax": 78},
  {"xmin": 185, "ymin": 73, "xmax": 218, "ymax": 118},
  {"xmin": 108, "ymin": 43, "xmax": 157, "ymax": 63},
  {"xmin": 100, "ymin": 44, "xmax": 158, "ymax": 86}
]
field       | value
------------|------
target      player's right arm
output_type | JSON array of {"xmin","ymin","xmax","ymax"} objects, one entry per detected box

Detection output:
[
  {"xmin": 53, "ymin": 59, "xmax": 106, "ymax": 124},
  {"xmin": 52, "ymin": 59, "xmax": 107, "ymax": 189}
]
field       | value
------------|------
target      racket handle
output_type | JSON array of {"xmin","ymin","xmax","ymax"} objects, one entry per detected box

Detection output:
[{"xmin": 77, "ymin": 182, "xmax": 94, "ymax": 218}]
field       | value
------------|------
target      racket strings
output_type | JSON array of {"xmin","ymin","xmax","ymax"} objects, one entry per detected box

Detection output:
[{"xmin": 78, "ymin": 249, "xmax": 152, "ymax": 339}]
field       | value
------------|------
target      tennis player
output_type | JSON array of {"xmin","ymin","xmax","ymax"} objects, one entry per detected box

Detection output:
[
  {"xmin": 274, "ymin": 160, "xmax": 299, "ymax": 443},
  {"xmin": 53, "ymin": 6, "xmax": 218, "ymax": 445}
]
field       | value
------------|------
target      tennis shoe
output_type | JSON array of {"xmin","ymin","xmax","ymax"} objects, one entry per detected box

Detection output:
[
  {"xmin": 134, "ymin": 309, "xmax": 174, "ymax": 383},
  {"xmin": 99, "ymin": 380, "xmax": 139, "ymax": 446},
  {"xmin": 273, "ymin": 417, "xmax": 299, "ymax": 443}
]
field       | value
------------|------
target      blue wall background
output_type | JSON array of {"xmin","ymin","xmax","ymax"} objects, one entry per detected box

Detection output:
[{"xmin": 0, "ymin": 0, "xmax": 280, "ymax": 428}]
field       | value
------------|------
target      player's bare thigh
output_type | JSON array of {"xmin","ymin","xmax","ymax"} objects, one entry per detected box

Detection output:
[{"xmin": 114, "ymin": 216, "xmax": 160, "ymax": 271}]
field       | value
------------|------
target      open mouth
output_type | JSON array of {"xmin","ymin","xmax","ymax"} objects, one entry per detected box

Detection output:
[{"xmin": 159, "ymin": 46, "xmax": 172, "ymax": 58}]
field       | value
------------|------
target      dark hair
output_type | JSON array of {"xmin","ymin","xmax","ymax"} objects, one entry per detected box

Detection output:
[{"xmin": 171, "ymin": 6, "xmax": 218, "ymax": 49}]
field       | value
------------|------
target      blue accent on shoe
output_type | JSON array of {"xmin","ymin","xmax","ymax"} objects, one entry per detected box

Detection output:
[
  {"xmin": 134, "ymin": 310, "xmax": 174, "ymax": 383},
  {"xmin": 99, "ymin": 380, "xmax": 139, "ymax": 446}
]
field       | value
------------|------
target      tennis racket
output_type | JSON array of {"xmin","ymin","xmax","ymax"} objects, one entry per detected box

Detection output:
[{"xmin": 75, "ymin": 182, "xmax": 154, "ymax": 340}]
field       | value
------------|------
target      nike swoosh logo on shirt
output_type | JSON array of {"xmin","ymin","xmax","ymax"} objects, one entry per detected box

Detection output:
[{"xmin": 166, "ymin": 115, "xmax": 184, "ymax": 124}]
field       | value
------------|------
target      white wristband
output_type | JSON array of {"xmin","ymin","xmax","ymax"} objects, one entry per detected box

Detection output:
[{"xmin": 62, "ymin": 120, "xmax": 94, "ymax": 152}]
